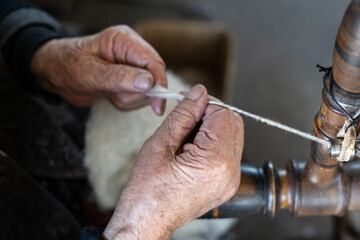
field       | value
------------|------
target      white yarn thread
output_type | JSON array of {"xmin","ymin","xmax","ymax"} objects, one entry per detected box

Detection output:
[
  {"xmin": 146, "ymin": 85, "xmax": 185, "ymax": 101},
  {"xmin": 146, "ymin": 86, "xmax": 330, "ymax": 147}
]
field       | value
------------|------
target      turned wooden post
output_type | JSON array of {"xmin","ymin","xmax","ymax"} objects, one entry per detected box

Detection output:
[{"xmin": 203, "ymin": 0, "xmax": 360, "ymax": 219}]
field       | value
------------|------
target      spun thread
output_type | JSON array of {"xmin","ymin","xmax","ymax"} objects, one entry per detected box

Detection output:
[{"xmin": 146, "ymin": 86, "xmax": 330, "ymax": 147}]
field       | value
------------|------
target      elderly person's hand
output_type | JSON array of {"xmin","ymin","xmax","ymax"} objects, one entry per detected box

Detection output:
[
  {"xmin": 31, "ymin": 25, "xmax": 167, "ymax": 115},
  {"xmin": 103, "ymin": 85, "xmax": 244, "ymax": 240}
]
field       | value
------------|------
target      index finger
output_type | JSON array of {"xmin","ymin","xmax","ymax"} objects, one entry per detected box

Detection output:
[
  {"xmin": 146, "ymin": 62, "xmax": 167, "ymax": 116},
  {"xmin": 193, "ymin": 98, "xmax": 244, "ymax": 156},
  {"xmin": 117, "ymin": 29, "xmax": 168, "ymax": 115}
]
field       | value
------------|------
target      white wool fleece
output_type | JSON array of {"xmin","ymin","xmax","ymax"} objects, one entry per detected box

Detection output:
[{"xmin": 85, "ymin": 71, "xmax": 190, "ymax": 209}]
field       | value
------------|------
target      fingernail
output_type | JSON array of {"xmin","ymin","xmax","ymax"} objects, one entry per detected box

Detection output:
[
  {"xmin": 135, "ymin": 74, "xmax": 150, "ymax": 90},
  {"xmin": 155, "ymin": 108, "xmax": 163, "ymax": 116},
  {"xmin": 185, "ymin": 85, "xmax": 204, "ymax": 100}
]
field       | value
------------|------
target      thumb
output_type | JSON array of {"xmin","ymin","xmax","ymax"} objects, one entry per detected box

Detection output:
[
  {"xmin": 97, "ymin": 63, "xmax": 154, "ymax": 93},
  {"xmin": 153, "ymin": 84, "xmax": 208, "ymax": 152}
]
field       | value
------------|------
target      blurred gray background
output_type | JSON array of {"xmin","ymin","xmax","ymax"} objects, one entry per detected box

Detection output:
[
  {"xmin": 25, "ymin": 0, "xmax": 353, "ymax": 239},
  {"xmin": 29, "ymin": 0, "xmax": 350, "ymax": 164}
]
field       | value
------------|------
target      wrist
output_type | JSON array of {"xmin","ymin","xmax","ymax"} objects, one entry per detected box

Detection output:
[
  {"xmin": 30, "ymin": 38, "xmax": 56, "ymax": 91},
  {"xmin": 30, "ymin": 38, "xmax": 70, "ymax": 94},
  {"xmin": 103, "ymin": 193, "xmax": 174, "ymax": 240},
  {"xmin": 103, "ymin": 217, "xmax": 173, "ymax": 240}
]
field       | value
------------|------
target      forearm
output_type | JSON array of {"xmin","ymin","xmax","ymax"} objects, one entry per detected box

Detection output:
[{"xmin": 0, "ymin": 1, "xmax": 65, "ymax": 95}]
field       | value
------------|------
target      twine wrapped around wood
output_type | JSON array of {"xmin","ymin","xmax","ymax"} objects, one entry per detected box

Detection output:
[{"xmin": 337, "ymin": 120, "xmax": 357, "ymax": 162}]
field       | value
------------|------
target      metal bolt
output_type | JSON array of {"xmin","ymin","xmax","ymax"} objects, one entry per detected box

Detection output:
[{"xmin": 320, "ymin": 113, "xmax": 325, "ymax": 122}]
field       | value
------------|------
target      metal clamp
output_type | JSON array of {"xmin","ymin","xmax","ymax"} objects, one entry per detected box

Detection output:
[{"xmin": 328, "ymin": 138, "xmax": 360, "ymax": 161}]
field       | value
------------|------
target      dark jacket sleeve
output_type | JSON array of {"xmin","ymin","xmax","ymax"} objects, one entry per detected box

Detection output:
[
  {"xmin": 0, "ymin": 0, "xmax": 28, "ymax": 18},
  {"xmin": 82, "ymin": 226, "xmax": 105, "ymax": 240},
  {"xmin": 0, "ymin": 0, "xmax": 66, "ymax": 95}
]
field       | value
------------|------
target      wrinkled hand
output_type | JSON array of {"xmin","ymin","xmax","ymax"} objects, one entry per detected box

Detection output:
[
  {"xmin": 31, "ymin": 25, "xmax": 167, "ymax": 115},
  {"xmin": 104, "ymin": 85, "xmax": 244, "ymax": 240}
]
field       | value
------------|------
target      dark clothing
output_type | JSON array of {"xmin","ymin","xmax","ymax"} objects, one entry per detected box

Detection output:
[
  {"xmin": 0, "ymin": 151, "xmax": 81, "ymax": 240},
  {"xmin": 0, "ymin": 1, "xmax": 99, "ymax": 239},
  {"xmin": 0, "ymin": 0, "xmax": 65, "ymax": 96},
  {"xmin": 82, "ymin": 227, "xmax": 105, "ymax": 240},
  {"xmin": 0, "ymin": 0, "xmax": 28, "ymax": 18}
]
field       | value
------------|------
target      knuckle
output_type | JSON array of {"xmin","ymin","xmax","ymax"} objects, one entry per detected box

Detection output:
[
  {"xmin": 218, "ymin": 160, "xmax": 240, "ymax": 197},
  {"xmin": 102, "ymin": 25, "xmax": 134, "ymax": 39},
  {"xmin": 154, "ymin": 58, "xmax": 166, "ymax": 68},
  {"xmin": 172, "ymin": 105, "xmax": 196, "ymax": 121},
  {"xmin": 236, "ymin": 118, "xmax": 244, "ymax": 133},
  {"xmin": 108, "ymin": 95, "xmax": 128, "ymax": 110},
  {"xmin": 217, "ymin": 160, "xmax": 230, "ymax": 174},
  {"xmin": 113, "ymin": 101, "xmax": 127, "ymax": 110},
  {"xmin": 115, "ymin": 96, "xmax": 131, "ymax": 105},
  {"xmin": 201, "ymin": 129, "xmax": 218, "ymax": 144},
  {"xmin": 142, "ymin": 136, "xmax": 154, "ymax": 148},
  {"xmin": 234, "ymin": 113, "xmax": 244, "ymax": 126},
  {"xmin": 224, "ymin": 108, "xmax": 234, "ymax": 120},
  {"xmin": 119, "ymin": 24, "xmax": 132, "ymax": 31},
  {"xmin": 113, "ymin": 67, "xmax": 131, "ymax": 90},
  {"xmin": 102, "ymin": 27, "xmax": 118, "ymax": 36},
  {"xmin": 145, "ymin": 54, "xmax": 166, "ymax": 69}
]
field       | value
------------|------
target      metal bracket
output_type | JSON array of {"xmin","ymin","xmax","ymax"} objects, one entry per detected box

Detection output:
[{"xmin": 328, "ymin": 138, "xmax": 360, "ymax": 161}]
